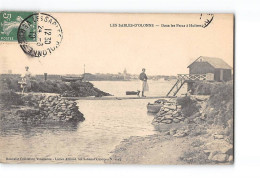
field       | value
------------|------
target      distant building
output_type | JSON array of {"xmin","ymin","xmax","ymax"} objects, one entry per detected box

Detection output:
[
  {"xmin": 123, "ymin": 68, "xmax": 130, "ymax": 80},
  {"xmin": 123, "ymin": 68, "xmax": 127, "ymax": 75},
  {"xmin": 187, "ymin": 56, "xmax": 232, "ymax": 81}
]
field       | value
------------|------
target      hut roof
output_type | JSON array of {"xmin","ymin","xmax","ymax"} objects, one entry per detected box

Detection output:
[{"xmin": 188, "ymin": 56, "xmax": 232, "ymax": 69}]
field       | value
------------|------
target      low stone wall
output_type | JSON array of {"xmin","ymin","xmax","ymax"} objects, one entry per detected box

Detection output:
[
  {"xmin": 152, "ymin": 96, "xmax": 208, "ymax": 125},
  {"xmin": 152, "ymin": 104, "xmax": 184, "ymax": 124},
  {"xmin": 38, "ymin": 95, "xmax": 84, "ymax": 121},
  {"xmin": 15, "ymin": 94, "xmax": 84, "ymax": 122}
]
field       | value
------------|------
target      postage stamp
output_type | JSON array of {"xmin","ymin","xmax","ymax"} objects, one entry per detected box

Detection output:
[
  {"xmin": 17, "ymin": 13, "xmax": 63, "ymax": 57},
  {"xmin": 0, "ymin": 11, "xmax": 37, "ymax": 42}
]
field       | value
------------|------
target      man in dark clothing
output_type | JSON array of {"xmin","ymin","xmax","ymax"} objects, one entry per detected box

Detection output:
[{"xmin": 139, "ymin": 68, "xmax": 149, "ymax": 97}]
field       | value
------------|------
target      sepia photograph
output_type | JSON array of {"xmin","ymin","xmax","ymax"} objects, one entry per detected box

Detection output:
[{"xmin": 0, "ymin": 12, "xmax": 234, "ymax": 165}]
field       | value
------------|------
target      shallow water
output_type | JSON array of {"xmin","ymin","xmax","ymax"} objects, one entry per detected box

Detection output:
[{"xmin": 0, "ymin": 80, "xmax": 187, "ymax": 163}]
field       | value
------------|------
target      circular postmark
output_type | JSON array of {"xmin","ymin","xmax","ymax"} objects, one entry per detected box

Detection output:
[{"xmin": 17, "ymin": 13, "xmax": 63, "ymax": 57}]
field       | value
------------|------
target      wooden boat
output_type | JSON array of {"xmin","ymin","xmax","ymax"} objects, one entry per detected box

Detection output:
[
  {"xmin": 147, "ymin": 103, "xmax": 163, "ymax": 113},
  {"xmin": 61, "ymin": 76, "xmax": 83, "ymax": 82},
  {"xmin": 126, "ymin": 90, "xmax": 140, "ymax": 95},
  {"xmin": 146, "ymin": 99, "xmax": 168, "ymax": 113}
]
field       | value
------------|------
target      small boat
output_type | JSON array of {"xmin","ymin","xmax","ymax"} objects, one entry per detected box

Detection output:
[
  {"xmin": 146, "ymin": 99, "xmax": 168, "ymax": 113},
  {"xmin": 61, "ymin": 76, "xmax": 83, "ymax": 82},
  {"xmin": 147, "ymin": 103, "xmax": 163, "ymax": 113},
  {"xmin": 126, "ymin": 90, "xmax": 140, "ymax": 96}
]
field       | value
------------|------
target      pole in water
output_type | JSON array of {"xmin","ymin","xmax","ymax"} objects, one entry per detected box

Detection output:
[
  {"xmin": 83, "ymin": 64, "xmax": 86, "ymax": 81},
  {"xmin": 44, "ymin": 73, "xmax": 47, "ymax": 81}
]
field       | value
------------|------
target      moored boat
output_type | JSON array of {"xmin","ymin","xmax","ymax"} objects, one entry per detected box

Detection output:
[
  {"xmin": 61, "ymin": 76, "xmax": 83, "ymax": 82},
  {"xmin": 126, "ymin": 90, "xmax": 140, "ymax": 96},
  {"xmin": 147, "ymin": 103, "xmax": 163, "ymax": 113},
  {"xmin": 147, "ymin": 99, "xmax": 168, "ymax": 113}
]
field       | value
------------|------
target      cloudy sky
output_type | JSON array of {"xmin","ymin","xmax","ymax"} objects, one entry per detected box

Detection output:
[{"xmin": 0, "ymin": 13, "xmax": 233, "ymax": 75}]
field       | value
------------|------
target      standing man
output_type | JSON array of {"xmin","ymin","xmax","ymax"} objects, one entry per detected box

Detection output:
[
  {"xmin": 22, "ymin": 66, "xmax": 32, "ymax": 92},
  {"xmin": 139, "ymin": 68, "xmax": 149, "ymax": 97}
]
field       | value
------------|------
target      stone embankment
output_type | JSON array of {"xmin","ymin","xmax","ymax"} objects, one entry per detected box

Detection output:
[
  {"xmin": 151, "ymin": 95, "xmax": 233, "ymax": 164},
  {"xmin": 15, "ymin": 94, "xmax": 84, "ymax": 122},
  {"xmin": 153, "ymin": 104, "xmax": 184, "ymax": 124},
  {"xmin": 152, "ymin": 95, "xmax": 208, "ymax": 125}
]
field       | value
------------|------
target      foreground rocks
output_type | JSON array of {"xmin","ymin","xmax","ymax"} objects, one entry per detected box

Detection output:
[
  {"xmin": 204, "ymin": 132, "xmax": 233, "ymax": 163},
  {"xmin": 151, "ymin": 95, "xmax": 233, "ymax": 164},
  {"xmin": 108, "ymin": 123, "xmax": 233, "ymax": 164}
]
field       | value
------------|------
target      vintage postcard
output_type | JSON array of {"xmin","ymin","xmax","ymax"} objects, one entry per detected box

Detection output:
[{"xmin": 0, "ymin": 12, "xmax": 234, "ymax": 164}]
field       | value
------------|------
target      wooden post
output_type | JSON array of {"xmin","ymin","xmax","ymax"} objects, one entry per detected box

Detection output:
[{"xmin": 44, "ymin": 73, "xmax": 47, "ymax": 81}]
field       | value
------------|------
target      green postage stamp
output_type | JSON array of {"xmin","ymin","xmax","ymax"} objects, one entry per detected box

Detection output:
[{"xmin": 0, "ymin": 11, "xmax": 37, "ymax": 42}]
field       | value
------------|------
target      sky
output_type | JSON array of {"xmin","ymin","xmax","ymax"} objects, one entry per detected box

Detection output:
[{"xmin": 0, "ymin": 13, "xmax": 233, "ymax": 75}]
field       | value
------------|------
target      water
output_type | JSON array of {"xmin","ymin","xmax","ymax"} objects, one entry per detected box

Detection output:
[
  {"xmin": 0, "ymin": 80, "xmax": 187, "ymax": 163},
  {"xmin": 92, "ymin": 80, "xmax": 180, "ymax": 97}
]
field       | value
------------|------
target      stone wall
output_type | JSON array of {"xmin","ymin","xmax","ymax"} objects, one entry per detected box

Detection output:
[
  {"xmin": 152, "ymin": 104, "xmax": 184, "ymax": 124},
  {"xmin": 152, "ymin": 96, "xmax": 208, "ymax": 125},
  {"xmin": 16, "ymin": 94, "xmax": 84, "ymax": 122}
]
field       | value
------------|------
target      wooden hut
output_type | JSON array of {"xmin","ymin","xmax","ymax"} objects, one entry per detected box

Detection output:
[{"xmin": 187, "ymin": 56, "xmax": 232, "ymax": 82}]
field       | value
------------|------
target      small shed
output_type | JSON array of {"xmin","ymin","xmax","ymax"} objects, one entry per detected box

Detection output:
[{"xmin": 187, "ymin": 56, "xmax": 232, "ymax": 82}]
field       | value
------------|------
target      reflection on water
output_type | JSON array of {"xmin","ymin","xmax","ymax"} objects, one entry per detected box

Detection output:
[
  {"xmin": 0, "ymin": 80, "xmax": 186, "ymax": 163},
  {"xmin": 0, "ymin": 120, "xmax": 79, "ymax": 138}
]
